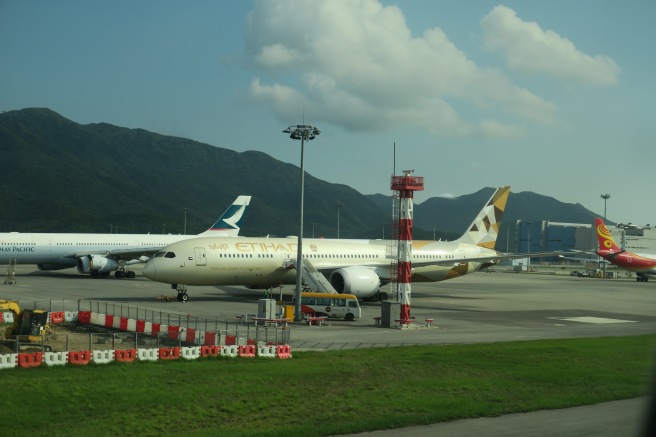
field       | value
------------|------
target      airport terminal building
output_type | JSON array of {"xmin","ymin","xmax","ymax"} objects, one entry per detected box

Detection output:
[{"xmin": 513, "ymin": 220, "xmax": 656, "ymax": 257}]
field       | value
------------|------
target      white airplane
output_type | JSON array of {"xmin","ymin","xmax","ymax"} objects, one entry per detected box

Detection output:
[
  {"xmin": 143, "ymin": 186, "xmax": 558, "ymax": 302},
  {"xmin": 0, "ymin": 196, "xmax": 251, "ymax": 278}
]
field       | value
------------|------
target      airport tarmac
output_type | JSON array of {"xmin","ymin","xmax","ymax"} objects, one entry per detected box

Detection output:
[
  {"xmin": 4, "ymin": 266, "xmax": 655, "ymax": 349},
  {"xmin": 2, "ymin": 265, "xmax": 655, "ymax": 436}
]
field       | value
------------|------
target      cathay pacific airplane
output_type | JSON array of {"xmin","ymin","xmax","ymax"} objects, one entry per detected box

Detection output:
[
  {"xmin": 0, "ymin": 195, "xmax": 251, "ymax": 278},
  {"xmin": 143, "ymin": 187, "xmax": 558, "ymax": 302}
]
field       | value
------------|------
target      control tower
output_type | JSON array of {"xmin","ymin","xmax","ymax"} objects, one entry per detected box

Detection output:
[{"xmin": 389, "ymin": 170, "xmax": 424, "ymax": 324}]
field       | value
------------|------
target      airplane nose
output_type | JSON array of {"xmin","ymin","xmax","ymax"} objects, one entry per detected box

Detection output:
[{"xmin": 142, "ymin": 260, "xmax": 156, "ymax": 279}]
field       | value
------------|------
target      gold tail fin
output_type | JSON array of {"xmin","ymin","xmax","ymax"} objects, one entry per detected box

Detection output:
[{"xmin": 455, "ymin": 186, "xmax": 510, "ymax": 249}]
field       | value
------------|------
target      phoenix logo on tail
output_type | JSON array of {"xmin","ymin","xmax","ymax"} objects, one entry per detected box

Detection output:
[
  {"xmin": 595, "ymin": 218, "xmax": 656, "ymax": 282},
  {"xmin": 596, "ymin": 219, "xmax": 622, "ymax": 252}
]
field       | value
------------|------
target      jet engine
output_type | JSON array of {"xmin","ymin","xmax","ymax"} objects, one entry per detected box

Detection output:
[
  {"xmin": 76, "ymin": 255, "xmax": 119, "ymax": 275},
  {"xmin": 329, "ymin": 267, "xmax": 382, "ymax": 300}
]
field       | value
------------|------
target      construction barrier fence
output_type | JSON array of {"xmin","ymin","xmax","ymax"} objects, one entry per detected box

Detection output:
[{"xmin": 0, "ymin": 299, "xmax": 292, "ymax": 370}]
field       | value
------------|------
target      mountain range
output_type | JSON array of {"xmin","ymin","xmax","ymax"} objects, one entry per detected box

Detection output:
[{"xmin": 0, "ymin": 108, "xmax": 604, "ymax": 248}]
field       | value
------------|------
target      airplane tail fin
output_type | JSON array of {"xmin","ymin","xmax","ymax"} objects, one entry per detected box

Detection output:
[
  {"xmin": 595, "ymin": 218, "xmax": 621, "ymax": 252},
  {"xmin": 198, "ymin": 195, "xmax": 251, "ymax": 237},
  {"xmin": 455, "ymin": 186, "xmax": 510, "ymax": 249}
]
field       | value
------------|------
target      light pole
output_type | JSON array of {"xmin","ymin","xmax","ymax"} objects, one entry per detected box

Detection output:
[
  {"xmin": 600, "ymin": 194, "xmax": 610, "ymax": 276},
  {"xmin": 600, "ymin": 194, "xmax": 610, "ymax": 221},
  {"xmin": 336, "ymin": 203, "xmax": 343, "ymax": 238},
  {"xmin": 183, "ymin": 208, "xmax": 187, "ymax": 235},
  {"xmin": 382, "ymin": 223, "xmax": 385, "ymax": 239},
  {"xmin": 526, "ymin": 220, "xmax": 532, "ymax": 271},
  {"xmin": 162, "ymin": 223, "xmax": 166, "ymax": 234},
  {"xmin": 282, "ymin": 124, "xmax": 320, "ymax": 321}
]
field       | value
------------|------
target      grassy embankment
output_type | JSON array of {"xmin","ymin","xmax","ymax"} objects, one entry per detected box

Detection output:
[{"xmin": 2, "ymin": 335, "xmax": 655, "ymax": 436}]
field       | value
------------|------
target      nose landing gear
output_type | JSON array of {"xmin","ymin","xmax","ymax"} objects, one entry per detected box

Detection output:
[{"xmin": 174, "ymin": 284, "xmax": 189, "ymax": 302}]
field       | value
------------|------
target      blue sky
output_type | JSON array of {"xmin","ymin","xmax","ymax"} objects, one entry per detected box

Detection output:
[{"xmin": 2, "ymin": 1, "xmax": 654, "ymax": 225}]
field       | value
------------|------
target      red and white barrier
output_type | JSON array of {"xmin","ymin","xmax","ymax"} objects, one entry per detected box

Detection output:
[
  {"xmin": 18, "ymin": 352, "xmax": 44, "ymax": 368},
  {"xmin": 68, "ymin": 351, "xmax": 92, "ymax": 365},
  {"xmin": 221, "ymin": 345, "xmax": 238, "ymax": 357},
  {"xmin": 257, "ymin": 345, "xmax": 277, "ymax": 358},
  {"xmin": 137, "ymin": 348, "xmax": 158, "ymax": 362},
  {"xmin": 92, "ymin": 350, "xmax": 114, "ymax": 364},
  {"xmin": 115, "ymin": 349, "xmax": 137, "ymax": 363},
  {"xmin": 200, "ymin": 345, "xmax": 220, "ymax": 357},
  {"xmin": 0, "ymin": 309, "xmax": 292, "ymax": 370},
  {"xmin": 44, "ymin": 351, "xmax": 68, "ymax": 366},
  {"xmin": 1, "ymin": 311, "xmax": 14, "ymax": 324},
  {"xmin": 276, "ymin": 345, "xmax": 292, "ymax": 359},
  {"xmin": 0, "ymin": 353, "xmax": 17, "ymax": 369},
  {"xmin": 181, "ymin": 346, "xmax": 201, "ymax": 360},
  {"xmin": 49, "ymin": 311, "xmax": 65, "ymax": 324}
]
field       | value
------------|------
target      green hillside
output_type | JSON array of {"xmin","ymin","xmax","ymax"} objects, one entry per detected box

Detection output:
[
  {"xmin": 0, "ymin": 108, "xmax": 387, "ymax": 238},
  {"xmin": 0, "ymin": 108, "xmax": 603, "ymax": 244}
]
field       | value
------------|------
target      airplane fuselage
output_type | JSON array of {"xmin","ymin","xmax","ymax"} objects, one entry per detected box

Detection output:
[
  {"xmin": 596, "ymin": 249, "xmax": 656, "ymax": 277},
  {"xmin": 0, "ymin": 232, "xmax": 207, "ymax": 268},
  {"xmin": 0, "ymin": 195, "xmax": 250, "ymax": 275},
  {"xmin": 142, "ymin": 236, "xmax": 499, "ymax": 287}
]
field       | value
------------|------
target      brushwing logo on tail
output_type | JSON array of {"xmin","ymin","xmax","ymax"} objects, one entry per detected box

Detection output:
[{"xmin": 212, "ymin": 203, "xmax": 247, "ymax": 231}]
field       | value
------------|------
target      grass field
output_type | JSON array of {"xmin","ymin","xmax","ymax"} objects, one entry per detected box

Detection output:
[{"xmin": 2, "ymin": 335, "xmax": 655, "ymax": 436}]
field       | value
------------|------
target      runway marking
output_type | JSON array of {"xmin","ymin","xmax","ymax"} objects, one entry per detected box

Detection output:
[{"xmin": 550, "ymin": 317, "xmax": 637, "ymax": 324}]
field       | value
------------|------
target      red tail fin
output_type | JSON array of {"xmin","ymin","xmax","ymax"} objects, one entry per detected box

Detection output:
[{"xmin": 595, "ymin": 218, "xmax": 621, "ymax": 252}]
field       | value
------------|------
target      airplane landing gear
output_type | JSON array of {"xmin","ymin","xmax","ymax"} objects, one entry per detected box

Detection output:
[
  {"xmin": 175, "ymin": 284, "xmax": 189, "ymax": 302},
  {"xmin": 114, "ymin": 267, "xmax": 136, "ymax": 279}
]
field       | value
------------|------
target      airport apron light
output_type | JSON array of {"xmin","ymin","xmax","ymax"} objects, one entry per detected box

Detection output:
[{"xmin": 282, "ymin": 124, "xmax": 320, "ymax": 321}]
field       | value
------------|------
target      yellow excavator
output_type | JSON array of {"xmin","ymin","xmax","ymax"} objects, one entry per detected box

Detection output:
[{"xmin": 0, "ymin": 300, "xmax": 50, "ymax": 351}]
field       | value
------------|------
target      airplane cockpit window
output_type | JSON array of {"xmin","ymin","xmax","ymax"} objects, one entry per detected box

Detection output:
[
  {"xmin": 164, "ymin": 252, "xmax": 176, "ymax": 259},
  {"xmin": 154, "ymin": 252, "xmax": 166, "ymax": 258}
]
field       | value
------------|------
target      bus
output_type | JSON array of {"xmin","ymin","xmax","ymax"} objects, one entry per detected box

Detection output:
[{"xmin": 299, "ymin": 292, "xmax": 361, "ymax": 321}]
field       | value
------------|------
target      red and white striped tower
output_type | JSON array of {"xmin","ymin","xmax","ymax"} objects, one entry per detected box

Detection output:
[{"xmin": 390, "ymin": 170, "xmax": 424, "ymax": 323}]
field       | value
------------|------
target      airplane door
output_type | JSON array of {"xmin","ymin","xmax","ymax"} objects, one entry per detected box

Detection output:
[
  {"xmin": 38, "ymin": 238, "xmax": 52, "ymax": 253},
  {"xmin": 281, "ymin": 251, "xmax": 295, "ymax": 269},
  {"xmin": 194, "ymin": 247, "xmax": 207, "ymax": 266}
]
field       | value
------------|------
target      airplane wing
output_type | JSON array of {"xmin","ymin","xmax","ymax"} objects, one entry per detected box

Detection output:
[
  {"xmin": 73, "ymin": 247, "xmax": 163, "ymax": 262},
  {"xmin": 547, "ymin": 248, "xmax": 610, "ymax": 264},
  {"xmin": 409, "ymin": 251, "xmax": 568, "ymax": 268},
  {"xmin": 304, "ymin": 251, "xmax": 567, "ymax": 273}
]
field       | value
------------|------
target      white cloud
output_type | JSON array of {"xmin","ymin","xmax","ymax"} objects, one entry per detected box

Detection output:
[
  {"xmin": 481, "ymin": 5, "xmax": 620, "ymax": 86},
  {"xmin": 243, "ymin": 0, "xmax": 557, "ymax": 137}
]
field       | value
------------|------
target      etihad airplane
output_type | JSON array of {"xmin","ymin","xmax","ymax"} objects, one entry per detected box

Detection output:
[
  {"xmin": 143, "ymin": 186, "xmax": 558, "ymax": 302},
  {"xmin": 595, "ymin": 218, "xmax": 656, "ymax": 282},
  {"xmin": 0, "ymin": 195, "xmax": 251, "ymax": 278}
]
